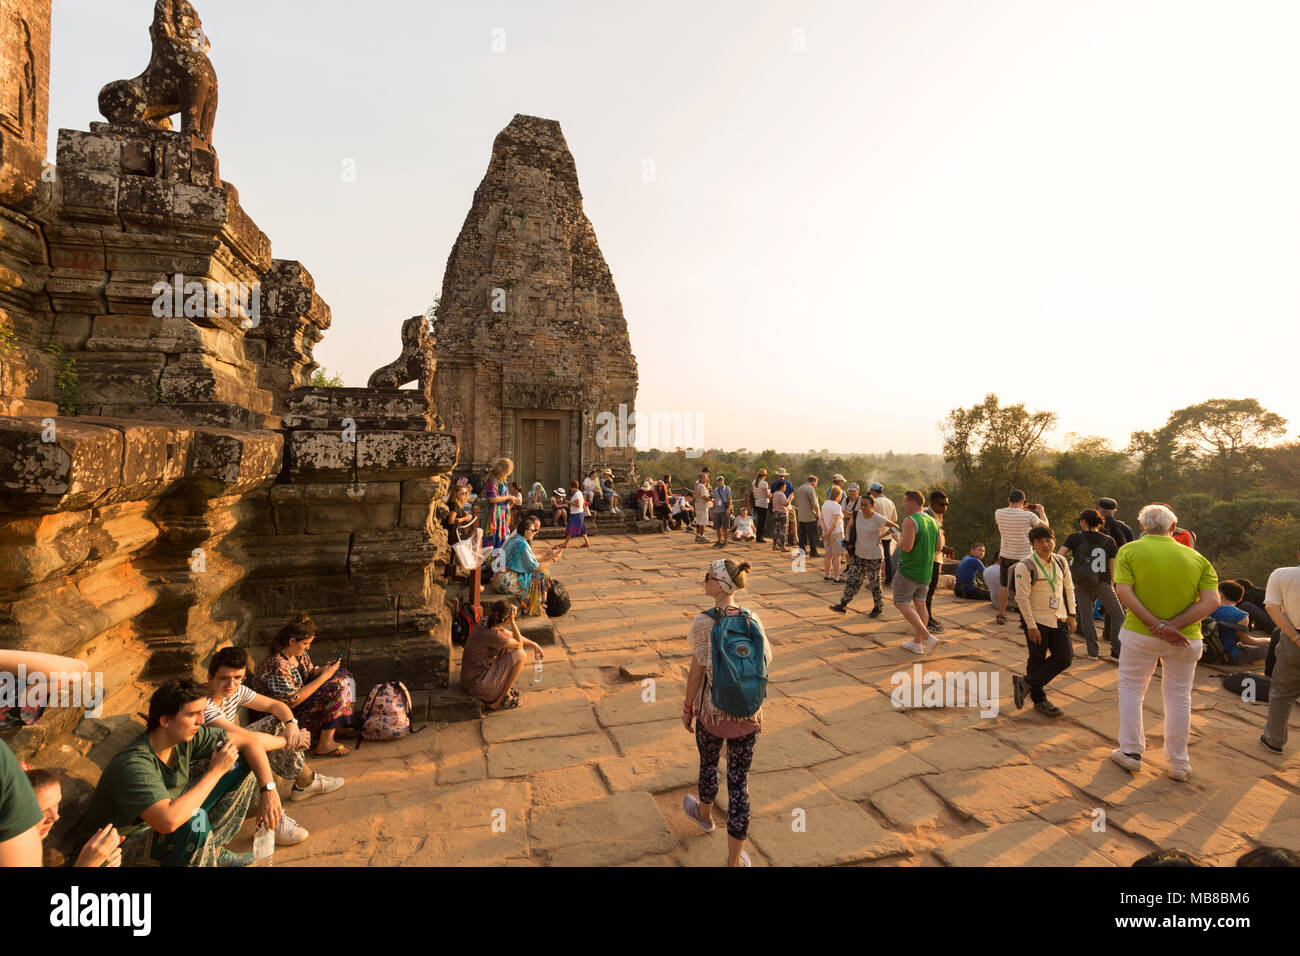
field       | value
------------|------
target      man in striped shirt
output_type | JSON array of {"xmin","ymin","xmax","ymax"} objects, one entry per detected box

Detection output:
[{"xmin": 994, "ymin": 489, "xmax": 1048, "ymax": 625}]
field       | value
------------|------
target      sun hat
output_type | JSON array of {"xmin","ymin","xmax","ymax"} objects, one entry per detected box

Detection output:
[{"xmin": 775, "ymin": 468, "xmax": 790, "ymax": 477}]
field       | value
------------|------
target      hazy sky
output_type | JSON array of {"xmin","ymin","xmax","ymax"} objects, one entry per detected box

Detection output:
[{"xmin": 47, "ymin": 0, "xmax": 1300, "ymax": 455}]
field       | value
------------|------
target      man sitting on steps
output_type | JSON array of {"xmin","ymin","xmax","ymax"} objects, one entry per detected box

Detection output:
[{"xmin": 203, "ymin": 647, "xmax": 344, "ymax": 846}]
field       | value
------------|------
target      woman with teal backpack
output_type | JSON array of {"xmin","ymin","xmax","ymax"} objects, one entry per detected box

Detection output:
[{"xmin": 681, "ymin": 558, "xmax": 772, "ymax": 867}]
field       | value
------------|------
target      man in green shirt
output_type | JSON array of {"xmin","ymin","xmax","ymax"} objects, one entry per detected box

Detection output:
[
  {"xmin": 78, "ymin": 677, "xmax": 284, "ymax": 866},
  {"xmin": 1110, "ymin": 503, "xmax": 1219, "ymax": 782},
  {"xmin": 0, "ymin": 738, "xmax": 43, "ymax": 867},
  {"xmin": 894, "ymin": 490, "xmax": 942, "ymax": 654}
]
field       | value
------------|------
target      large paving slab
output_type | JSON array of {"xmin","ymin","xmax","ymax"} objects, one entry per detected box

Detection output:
[{"xmin": 279, "ymin": 531, "xmax": 1299, "ymax": 865}]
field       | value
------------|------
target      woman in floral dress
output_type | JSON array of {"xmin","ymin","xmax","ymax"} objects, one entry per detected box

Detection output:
[
  {"xmin": 251, "ymin": 613, "xmax": 356, "ymax": 758},
  {"xmin": 482, "ymin": 457, "xmax": 516, "ymax": 550}
]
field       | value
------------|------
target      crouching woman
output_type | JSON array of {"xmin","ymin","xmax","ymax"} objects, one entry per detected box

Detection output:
[{"xmin": 461, "ymin": 602, "xmax": 544, "ymax": 712}]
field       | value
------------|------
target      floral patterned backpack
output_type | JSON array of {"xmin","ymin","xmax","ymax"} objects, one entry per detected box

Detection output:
[{"xmin": 358, "ymin": 681, "xmax": 422, "ymax": 744}]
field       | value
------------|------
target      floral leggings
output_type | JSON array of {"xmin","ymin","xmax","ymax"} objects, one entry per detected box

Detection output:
[
  {"xmin": 838, "ymin": 557, "xmax": 883, "ymax": 609},
  {"xmin": 695, "ymin": 723, "xmax": 758, "ymax": 840},
  {"xmin": 771, "ymin": 514, "xmax": 788, "ymax": 550}
]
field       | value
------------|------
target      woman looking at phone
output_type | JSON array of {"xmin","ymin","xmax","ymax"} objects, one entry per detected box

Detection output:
[{"xmin": 250, "ymin": 613, "xmax": 356, "ymax": 758}]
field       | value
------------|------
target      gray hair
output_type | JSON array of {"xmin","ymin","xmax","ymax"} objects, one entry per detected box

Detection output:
[{"xmin": 1137, "ymin": 503, "xmax": 1177, "ymax": 535}]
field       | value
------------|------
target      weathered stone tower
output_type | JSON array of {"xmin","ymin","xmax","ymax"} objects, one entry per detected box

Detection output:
[{"xmin": 435, "ymin": 114, "xmax": 638, "ymax": 492}]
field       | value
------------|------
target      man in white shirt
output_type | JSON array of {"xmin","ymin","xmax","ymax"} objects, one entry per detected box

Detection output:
[
  {"xmin": 751, "ymin": 470, "xmax": 771, "ymax": 543},
  {"xmin": 1262, "ymin": 543, "xmax": 1300, "ymax": 754},
  {"xmin": 693, "ymin": 471, "xmax": 713, "ymax": 542},
  {"xmin": 868, "ymin": 483, "xmax": 897, "ymax": 584},
  {"xmin": 994, "ymin": 489, "xmax": 1048, "ymax": 625}
]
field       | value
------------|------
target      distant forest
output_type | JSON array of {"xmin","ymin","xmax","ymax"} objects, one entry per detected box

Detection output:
[{"xmin": 637, "ymin": 395, "xmax": 1300, "ymax": 585}]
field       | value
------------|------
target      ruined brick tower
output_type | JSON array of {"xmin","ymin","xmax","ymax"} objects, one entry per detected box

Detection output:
[{"xmin": 435, "ymin": 114, "xmax": 638, "ymax": 492}]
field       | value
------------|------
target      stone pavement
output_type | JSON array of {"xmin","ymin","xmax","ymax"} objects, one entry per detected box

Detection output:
[{"xmin": 275, "ymin": 532, "xmax": 1300, "ymax": 866}]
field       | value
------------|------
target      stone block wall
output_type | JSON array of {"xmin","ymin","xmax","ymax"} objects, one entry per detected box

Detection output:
[{"xmin": 0, "ymin": 0, "xmax": 459, "ymax": 764}]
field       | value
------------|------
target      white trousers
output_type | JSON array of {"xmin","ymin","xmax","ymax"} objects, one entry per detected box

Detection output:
[{"xmin": 1116, "ymin": 627, "xmax": 1203, "ymax": 772}]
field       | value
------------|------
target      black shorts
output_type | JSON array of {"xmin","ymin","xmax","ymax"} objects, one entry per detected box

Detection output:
[{"xmin": 999, "ymin": 556, "xmax": 1020, "ymax": 594}]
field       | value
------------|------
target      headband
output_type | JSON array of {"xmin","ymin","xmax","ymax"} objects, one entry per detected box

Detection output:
[{"xmin": 710, "ymin": 560, "xmax": 736, "ymax": 593}]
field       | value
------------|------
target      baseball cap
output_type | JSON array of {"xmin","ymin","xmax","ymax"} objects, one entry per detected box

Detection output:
[
  {"xmin": 1098, "ymin": 497, "xmax": 1118, "ymax": 510},
  {"xmin": 832, "ymin": 473, "xmax": 846, "ymax": 482},
  {"xmin": 846, "ymin": 483, "xmax": 860, "ymax": 492},
  {"xmin": 869, "ymin": 482, "xmax": 883, "ymax": 492}
]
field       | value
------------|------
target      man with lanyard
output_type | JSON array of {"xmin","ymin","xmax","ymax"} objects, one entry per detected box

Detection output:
[
  {"xmin": 1011, "ymin": 526, "xmax": 1077, "ymax": 718},
  {"xmin": 868, "ymin": 483, "xmax": 898, "ymax": 584}
]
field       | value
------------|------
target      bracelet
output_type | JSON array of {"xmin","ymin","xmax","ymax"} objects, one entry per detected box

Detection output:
[{"xmin": 683, "ymin": 704, "xmax": 693, "ymax": 715}]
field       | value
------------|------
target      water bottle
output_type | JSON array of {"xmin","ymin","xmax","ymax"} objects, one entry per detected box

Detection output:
[
  {"xmin": 534, "ymin": 659, "xmax": 543, "ymax": 684},
  {"xmin": 252, "ymin": 825, "xmax": 274, "ymax": 867}
]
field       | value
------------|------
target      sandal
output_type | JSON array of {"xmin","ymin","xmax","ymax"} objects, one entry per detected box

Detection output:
[
  {"xmin": 996, "ymin": 613, "xmax": 1007, "ymax": 625},
  {"xmin": 316, "ymin": 745, "xmax": 352, "ymax": 758},
  {"xmin": 488, "ymin": 689, "xmax": 521, "ymax": 712}
]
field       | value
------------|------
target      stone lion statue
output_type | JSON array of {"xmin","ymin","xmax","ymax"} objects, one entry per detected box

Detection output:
[
  {"xmin": 369, "ymin": 316, "xmax": 436, "ymax": 394},
  {"xmin": 98, "ymin": 0, "xmax": 218, "ymax": 143}
]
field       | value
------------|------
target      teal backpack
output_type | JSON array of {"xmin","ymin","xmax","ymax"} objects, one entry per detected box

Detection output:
[{"xmin": 705, "ymin": 607, "xmax": 768, "ymax": 718}]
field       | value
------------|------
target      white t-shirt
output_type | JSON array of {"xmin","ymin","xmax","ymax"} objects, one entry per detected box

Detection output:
[
  {"xmin": 994, "ymin": 507, "xmax": 1043, "ymax": 560},
  {"xmin": 570, "ymin": 490, "xmax": 585, "ymax": 515},
  {"xmin": 694, "ymin": 481, "xmax": 712, "ymax": 516},
  {"xmin": 204, "ymin": 683, "xmax": 257, "ymax": 725},
  {"xmin": 1264, "ymin": 566, "xmax": 1300, "ymax": 629},
  {"xmin": 853, "ymin": 510, "xmax": 889, "ymax": 560},
  {"xmin": 735, "ymin": 516, "xmax": 754, "ymax": 535},
  {"xmin": 582, "ymin": 477, "xmax": 598, "ymax": 499},
  {"xmin": 820, "ymin": 499, "xmax": 843, "ymax": 536},
  {"xmin": 871, "ymin": 493, "xmax": 897, "ymax": 523},
  {"xmin": 751, "ymin": 480, "xmax": 770, "ymax": 508}
]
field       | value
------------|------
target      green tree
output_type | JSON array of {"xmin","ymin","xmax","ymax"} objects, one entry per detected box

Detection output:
[
  {"xmin": 311, "ymin": 367, "xmax": 345, "ymax": 388},
  {"xmin": 1161, "ymin": 398, "xmax": 1287, "ymax": 501},
  {"xmin": 1223, "ymin": 513, "xmax": 1300, "ymax": 586}
]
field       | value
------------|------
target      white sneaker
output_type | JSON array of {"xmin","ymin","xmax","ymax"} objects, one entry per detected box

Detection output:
[
  {"xmin": 924, "ymin": 636, "xmax": 938, "ymax": 654},
  {"xmin": 682, "ymin": 794, "xmax": 716, "ymax": 833},
  {"xmin": 1168, "ymin": 767, "xmax": 1191, "ymax": 783},
  {"xmin": 901, "ymin": 640, "xmax": 925, "ymax": 655},
  {"xmin": 290, "ymin": 772, "xmax": 345, "ymax": 802},
  {"xmin": 274, "ymin": 813, "xmax": 309, "ymax": 846},
  {"xmin": 1109, "ymin": 749, "xmax": 1142, "ymax": 772}
]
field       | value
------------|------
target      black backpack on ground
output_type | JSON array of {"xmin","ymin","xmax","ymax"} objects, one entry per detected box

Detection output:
[
  {"xmin": 1221, "ymin": 671, "xmax": 1270, "ymax": 702},
  {"xmin": 546, "ymin": 580, "xmax": 571, "ymax": 617}
]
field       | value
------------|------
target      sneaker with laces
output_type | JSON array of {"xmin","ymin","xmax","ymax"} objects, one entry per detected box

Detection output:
[
  {"xmin": 901, "ymin": 640, "xmax": 925, "ymax": 655},
  {"xmin": 290, "ymin": 772, "xmax": 345, "ymax": 802},
  {"xmin": 923, "ymin": 635, "xmax": 937, "ymax": 654},
  {"xmin": 1012, "ymin": 674, "xmax": 1028, "ymax": 710},
  {"xmin": 1168, "ymin": 767, "xmax": 1190, "ymax": 783},
  {"xmin": 274, "ymin": 813, "xmax": 309, "ymax": 845},
  {"xmin": 1034, "ymin": 699, "xmax": 1062, "ymax": 718},
  {"xmin": 1110, "ymin": 749, "xmax": 1142, "ymax": 772}
]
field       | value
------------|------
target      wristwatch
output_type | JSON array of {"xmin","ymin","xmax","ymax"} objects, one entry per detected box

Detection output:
[{"xmin": 260, "ymin": 781, "xmax": 276, "ymax": 793}]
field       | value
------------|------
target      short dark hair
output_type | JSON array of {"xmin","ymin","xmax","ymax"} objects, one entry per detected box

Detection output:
[
  {"xmin": 515, "ymin": 512, "xmax": 540, "ymax": 533},
  {"xmin": 970, "ymin": 543, "xmax": 985, "ymax": 552},
  {"xmin": 1219, "ymin": 580, "xmax": 1245, "ymax": 603},
  {"xmin": 929, "ymin": 491, "xmax": 948, "ymax": 506},
  {"xmin": 25, "ymin": 767, "xmax": 63, "ymax": 792},
  {"xmin": 1235, "ymin": 578, "xmax": 1255, "ymax": 590},
  {"xmin": 270, "ymin": 612, "xmax": 316, "ymax": 653},
  {"xmin": 904, "ymin": 490, "xmax": 924, "ymax": 507},
  {"xmin": 1028, "ymin": 526, "xmax": 1054, "ymax": 544},
  {"xmin": 147, "ymin": 678, "xmax": 209, "ymax": 731},
  {"xmin": 1008, "ymin": 489, "xmax": 1025, "ymax": 503},
  {"xmin": 1236, "ymin": 846, "xmax": 1300, "ymax": 867},
  {"xmin": 208, "ymin": 646, "xmax": 249, "ymax": 677},
  {"xmin": 1132, "ymin": 848, "xmax": 1207, "ymax": 867},
  {"xmin": 1078, "ymin": 508, "xmax": 1102, "ymax": 529}
]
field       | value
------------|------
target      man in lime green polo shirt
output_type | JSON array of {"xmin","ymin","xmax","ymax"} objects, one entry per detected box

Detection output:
[{"xmin": 1110, "ymin": 503, "xmax": 1219, "ymax": 783}]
